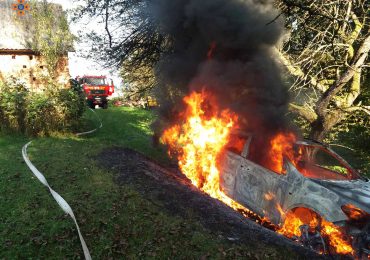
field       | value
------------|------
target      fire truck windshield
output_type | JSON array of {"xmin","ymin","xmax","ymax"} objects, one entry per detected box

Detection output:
[{"xmin": 84, "ymin": 77, "xmax": 107, "ymax": 86}]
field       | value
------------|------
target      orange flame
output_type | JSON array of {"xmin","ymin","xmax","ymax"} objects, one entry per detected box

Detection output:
[
  {"xmin": 162, "ymin": 91, "xmax": 354, "ymax": 256},
  {"xmin": 321, "ymin": 220, "xmax": 353, "ymax": 255},
  {"xmin": 267, "ymin": 133, "xmax": 296, "ymax": 174},
  {"xmin": 278, "ymin": 208, "xmax": 353, "ymax": 255},
  {"xmin": 342, "ymin": 204, "xmax": 369, "ymax": 221},
  {"xmin": 162, "ymin": 90, "xmax": 251, "ymax": 211},
  {"xmin": 162, "ymin": 90, "xmax": 235, "ymax": 193}
]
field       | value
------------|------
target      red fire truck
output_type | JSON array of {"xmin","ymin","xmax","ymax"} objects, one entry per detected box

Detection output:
[{"xmin": 78, "ymin": 75, "xmax": 114, "ymax": 109}]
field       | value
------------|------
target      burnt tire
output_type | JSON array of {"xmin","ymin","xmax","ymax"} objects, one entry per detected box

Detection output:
[{"xmin": 284, "ymin": 208, "xmax": 327, "ymax": 254}]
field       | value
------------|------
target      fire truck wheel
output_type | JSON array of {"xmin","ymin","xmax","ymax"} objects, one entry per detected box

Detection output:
[{"xmin": 103, "ymin": 102, "xmax": 108, "ymax": 109}]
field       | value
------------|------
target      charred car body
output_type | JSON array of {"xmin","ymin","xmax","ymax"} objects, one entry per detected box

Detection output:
[{"xmin": 220, "ymin": 134, "xmax": 370, "ymax": 257}]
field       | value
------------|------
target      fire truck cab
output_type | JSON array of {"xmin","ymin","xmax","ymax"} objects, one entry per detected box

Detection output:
[{"xmin": 78, "ymin": 75, "xmax": 114, "ymax": 109}]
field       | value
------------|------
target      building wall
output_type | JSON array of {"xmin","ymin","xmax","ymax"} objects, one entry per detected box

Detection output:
[
  {"xmin": 0, "ymin": 53, "xmax": 70, "ymax": 91},
  {"xmin": 0, "ymin": 0, "xmax": 34, "ymax": 50},
  {"xmin": 0, "ymin": 1, "xmax": 71, "ymax": 91}
]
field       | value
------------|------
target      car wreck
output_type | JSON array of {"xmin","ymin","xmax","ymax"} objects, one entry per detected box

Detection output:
[{"xmin": 220, "ymin": 134, "xmax": 370, "ymax": 257}]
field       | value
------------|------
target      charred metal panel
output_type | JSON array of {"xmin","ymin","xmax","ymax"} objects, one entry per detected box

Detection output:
[
  {"xmin": 219, "ymin": 152, "xmax": 242, "ymax": 198},
  {"xmin": 283, "ymin": 162, "xmax": 347, "ymax": 223},
  {"xmin": 310, "ymin": 179, "xmax": 370, "ymax": 214},
  {"xmin": 219, "ymin": 139, "xmax": 370, "ymax": 226}
]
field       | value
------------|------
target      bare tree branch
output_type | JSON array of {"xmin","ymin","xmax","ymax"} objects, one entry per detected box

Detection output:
[
  {"xmin": 289, "ymin": 103, "xmax": 318, "ymax": 122},
  {"xmin": 274, "ymin": 48, "xmax": 328, "ymax": 92},
  {"xmin": 317, "ymin": 31, "xmax": 370, "ymax": 116},
  {"xmin": 105, "ymin": 0, "xmax": 112, "ymax": 48}
]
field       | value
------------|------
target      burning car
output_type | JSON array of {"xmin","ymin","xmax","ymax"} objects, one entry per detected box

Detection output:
[
  {"xmin": 220, "ymin": 133, "xmax": 370, "ymax": 257},
  {"xmin": 161, "ymin": 91, "xmax": 369, "ymax": 257}
]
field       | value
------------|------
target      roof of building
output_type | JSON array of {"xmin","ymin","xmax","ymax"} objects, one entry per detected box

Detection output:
[{"xmin": 0, "ymin": 48, "xmax": 38, "ymax": 55}]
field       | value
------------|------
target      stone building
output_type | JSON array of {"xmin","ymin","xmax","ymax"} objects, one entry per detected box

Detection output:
[{"xmin": 0, "ymin": 0, "xmax": 71, "ymax": 91}]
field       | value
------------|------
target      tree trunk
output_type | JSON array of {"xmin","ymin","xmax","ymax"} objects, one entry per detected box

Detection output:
[
  {"xmin": 308, "ymin": 111, "xmax": 346, "ymax": 142},
  {"xmin": 309, "ymin": 118, "xmax": 327, "ymax": 142}
]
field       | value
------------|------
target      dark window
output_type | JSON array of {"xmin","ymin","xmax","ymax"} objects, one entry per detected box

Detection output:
[
  {"xmin": 33, "ymin": 77, "xmax": 36, "ymax": 81},
  {"xmin": 313, "ymin": 149, "xmax": 349, "ymax": 176},
  {"xmin": 84, "ymin": 77, "xmax": 107, "ymax": 85},
  {"xmin": 29, "ymin": 55, "xmax": 33, "ymax": 60},
  {"xmin": 247, "ymin": 136, "xmax": 276, "ymax": 172},
  {"xmin": 23, "ymin": 65, "xmax": 27, "ymax": 68},
  {"xmin": 40, "ymin": 65, "xmax": 44, "ymax": 69},
  {"xmin": 291, "ymin": 145, "xmax": 358, "ymax": 180},
  {"xmin": 12, "ymin": 55, "xmax": 16, "ymax": 59}
]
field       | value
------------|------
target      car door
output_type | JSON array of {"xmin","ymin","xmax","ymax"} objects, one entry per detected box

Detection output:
[
  {"xmin": 232, "ymin": 136, "xmax": 291, "ymax": 222},
  {"xmin": 233, "ymin": 158, "xmax": 271, "ymax": 216},
  {"xmin": 261, "ymin": 165, "xmax": 291, "ymax": 224}
]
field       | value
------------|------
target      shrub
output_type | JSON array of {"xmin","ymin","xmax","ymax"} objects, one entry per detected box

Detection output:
[
  {"xmin": 0, "ymin": 79, "xmax": 28, "ymax": 133},
  {"xmin": 0, "ymin": 79, "xmax": 85, "ymax": 136}
]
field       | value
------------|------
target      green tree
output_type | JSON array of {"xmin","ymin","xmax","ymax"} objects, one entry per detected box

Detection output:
[
  {"xmin": 79, "ymin": 0, "xmax": 369, "ymax": 141},
  {"xmin": 275, "ymin": 0, "xmax": 370, "ymax": 141},
  {"xmin": 30, "ymin": 0, "xmax": 75, "ymax": 78},
  {"xmin": 76, "ymin": 0, "xmax": 166, "ymax": 97}
]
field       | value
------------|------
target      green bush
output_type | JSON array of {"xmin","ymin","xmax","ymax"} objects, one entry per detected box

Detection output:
[
  {"xmin": 0, "ymin": 80, "xmax": 28, "ymax": 133},
  {"xmin": 0, "ymin": 79, "xmax": 85, "ymax": 136}
]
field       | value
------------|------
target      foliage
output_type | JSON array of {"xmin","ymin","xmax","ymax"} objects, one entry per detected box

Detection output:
[
  {"xmin": 120, "ymin": 60, "xmax": 156, "ymax": 100},
  {"xmin": 330, "ymin": 118, "xmax": 370, "ymax": 173},
  {"xmin": 0, "ymin": 79, "xmax": 85, "ymax": 136},
  {"xmin": 75, "ymin": 0, "xmax": 165, "ymax": 98},
  {"xmin": 0, "ymin": 79, "xmax": 28, "ymax": 133},
  {"xmin": 29, "ymin": 0, "xmax": 75, "ymax": 77},
  {"xmin": 276, "ymin": 0, "xmax": 370, "ymax": 140}
]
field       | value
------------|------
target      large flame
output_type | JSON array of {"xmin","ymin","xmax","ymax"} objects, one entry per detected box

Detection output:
[
  {"xmin": 162, "ymin": 90, "xmax": 354, "ymax": 256},
  {"xmin": 162, "ymin": 90, "xmax": 234, "ymax": 193},
  {"xmin": 278, "ymin": 208, "xmax": 354, "ymax": 255},
  {"xmin": 321, "ymin": 219, "xmax": 353, "ymax": 255},
  {"xmin": 267, "ymin": 133, "xmax": 296, "ymax": 173},
  {"xmin": 162, "ymin": 90, "xmax": 251, "ymax": 210}
]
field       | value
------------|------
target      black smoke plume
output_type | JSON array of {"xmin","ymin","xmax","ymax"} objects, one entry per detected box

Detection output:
[{"xmin": 149, "ymin": 0, "xmax": 292, "ymax": 153}]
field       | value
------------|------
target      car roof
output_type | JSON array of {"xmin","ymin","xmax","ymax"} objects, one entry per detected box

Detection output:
[
  {"xmin": 296, "ymin": 139, "xmax": 327, "ymax": 147},
  {"xmin": 230, "ymin": 131, "xmax": 327, "ymax": 147}
]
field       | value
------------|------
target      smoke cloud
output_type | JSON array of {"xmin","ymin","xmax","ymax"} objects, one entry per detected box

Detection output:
[{"xmin": 149, "ymin": 0, "xmax": 291, "ymax": 146}]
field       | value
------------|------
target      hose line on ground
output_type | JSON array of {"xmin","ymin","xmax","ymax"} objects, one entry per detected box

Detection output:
[{"xmin": 21, "ymin": 108, "xmax": 104, "ymax": 259}]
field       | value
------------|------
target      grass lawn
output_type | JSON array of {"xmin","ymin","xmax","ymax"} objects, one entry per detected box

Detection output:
[{"xmin": 0, "ymin": 107, "xmax": 294, "ymax": 259}]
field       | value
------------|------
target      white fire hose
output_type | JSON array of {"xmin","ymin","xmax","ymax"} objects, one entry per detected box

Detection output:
[
  {"xmin": 76, "ymin": 108, "xmax": 103, "ymax": 136},
  {"xmin": 21, "ymin": 109, "xmax": 103, "ymax": 260}
]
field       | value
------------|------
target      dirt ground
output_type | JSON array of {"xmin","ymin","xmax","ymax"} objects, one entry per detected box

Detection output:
[{"xmin": 97, "ymin": 147, "xmax": 325, "ymax": 259}]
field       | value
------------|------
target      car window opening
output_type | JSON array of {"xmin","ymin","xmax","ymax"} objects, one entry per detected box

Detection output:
[
  {"xmin": 226, "ymin": 135, "xmax": 360, "ymax": 180},
  {"xmin": 291, "ymin": 145, "xmax": 359, "ymax": 180},
  {"xmin": 248, "ymin": 136, "xmax": 287, "ymax": 175},
  {"xmin": 226, "ymin": 135, "xmax": 247, "ymax": 155}
]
